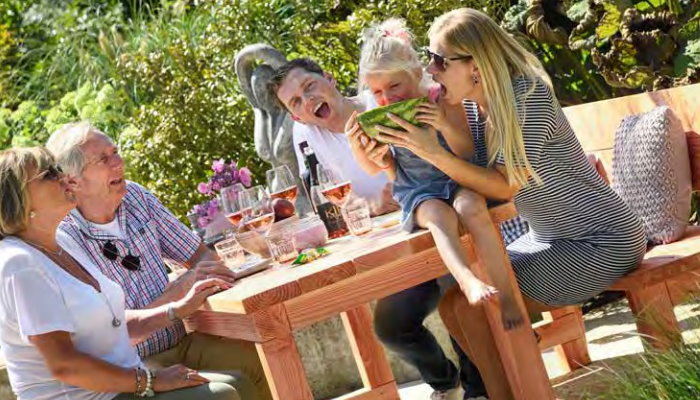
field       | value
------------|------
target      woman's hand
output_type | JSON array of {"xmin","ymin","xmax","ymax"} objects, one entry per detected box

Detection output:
[
  {"xmin": 376, "ymin": 114, "xmax": 448, "ymax": 162},
  {"xmin": 364, "ymin": 139, "xmax": 392, "ymax": 169},
  {"xmin": 415, "ymin": 102, "xmax": 450, "ymax": 133},
  {"xmin": 154, "ymin": 364, "xmax": 208, "ymax": 392},
  {"xmin": 173, "ymin": 278, "xmax": 232, "ymax": 319}
]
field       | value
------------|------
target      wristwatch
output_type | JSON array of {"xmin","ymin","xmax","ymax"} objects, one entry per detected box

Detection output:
[{"xmin": 166, "ymin": 305, "xmax": 179, "ymax": 322}]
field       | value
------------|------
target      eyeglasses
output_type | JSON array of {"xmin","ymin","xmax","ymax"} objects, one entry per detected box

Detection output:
[
  {"xmin": 32, "ymin": 165, "xmax": 63, "ymax": 182},
  {"xmin": 423, "ymin": 47, "xmax": 472, "ymax": 71},
  {"xmin": 102, "ymin": 240, "xmax": 141, "ymax": 271}
]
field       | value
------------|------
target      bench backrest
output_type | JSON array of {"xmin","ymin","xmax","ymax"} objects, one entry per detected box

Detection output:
[{"xmin": 562, "ymin": 83, "xmax": 700, "ymax": 189}]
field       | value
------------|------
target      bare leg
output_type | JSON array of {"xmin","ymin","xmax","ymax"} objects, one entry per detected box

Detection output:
[
  {"xmin": 452, "ymin": 188, "xmax": 523, "ymax": 330},
  {"xmin": 415, "ymin": 199, "xmax": 497, "ymax": 305}
]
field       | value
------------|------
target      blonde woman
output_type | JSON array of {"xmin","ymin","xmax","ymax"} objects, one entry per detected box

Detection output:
[
  {"xmin": 374, "ymin": 8, "xmax": 646, "ymax": 396},
  {"xmin": 0, "ymin": 147, "xmax": 249, "ymax": 400}
]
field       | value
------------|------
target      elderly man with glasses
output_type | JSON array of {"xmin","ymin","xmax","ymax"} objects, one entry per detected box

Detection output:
[{"xmin": 46, "ymin": 122, "xmax": 271, "ymax": 400}]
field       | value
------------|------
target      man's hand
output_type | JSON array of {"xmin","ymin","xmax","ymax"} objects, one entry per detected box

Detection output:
[
  {"xmin": 165, "ymin": 260, "xmax": 236, "ymax": 300},
  {"xmin": 368, "ymin": 183, "xmax": 400, "ymax": 217}
]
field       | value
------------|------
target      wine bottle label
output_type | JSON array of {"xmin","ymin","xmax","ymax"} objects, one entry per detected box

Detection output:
[{"xmin": 316, "ymin": 203, "xmax": 348, "ymax": 239}]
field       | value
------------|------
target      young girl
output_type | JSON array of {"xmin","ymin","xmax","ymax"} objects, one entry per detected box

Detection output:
[{"xmin": 345, "ymin": 18, "xmax": 522, "ymax": 330}]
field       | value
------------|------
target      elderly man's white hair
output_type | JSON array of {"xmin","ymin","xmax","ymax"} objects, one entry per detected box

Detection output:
[{"xmin": 46, "ymin": 122, "xmax": 112, "ymax": 177}]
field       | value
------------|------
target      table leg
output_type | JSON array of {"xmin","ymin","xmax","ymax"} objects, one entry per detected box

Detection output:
[
  {"xmin": 341, "ymin": 304, "xmax": 397, "ymax": 396},
  {"xmin": 454, "ymin": 234, "xmax": 555, "ymax": 400},
  {"xmin": 253, "ymin": 304, "xmax": 313, "ymax": 400}
]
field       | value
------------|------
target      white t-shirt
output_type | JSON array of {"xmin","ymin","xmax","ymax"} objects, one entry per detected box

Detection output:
[
  {"xmin": 0, "ymin": 235, "xmax": 142, "ymax": 400},
  {"xmin": 292, "ymin": 91, "xmax": 389, "ymax": 202},
  {"xmin": 91, "ymin": 218, "xmax": 124, "ymax": 239}
]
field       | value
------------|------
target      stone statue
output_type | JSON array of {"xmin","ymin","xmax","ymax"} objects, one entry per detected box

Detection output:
[{"xmin": 235, "ymin": 44, "xmax": 311, "ymax": 214}]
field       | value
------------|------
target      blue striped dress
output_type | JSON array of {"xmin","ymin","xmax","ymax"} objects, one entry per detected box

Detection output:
[{"xmin": 464, "ymin": 77, "xmax": 647, "ymax": 306}]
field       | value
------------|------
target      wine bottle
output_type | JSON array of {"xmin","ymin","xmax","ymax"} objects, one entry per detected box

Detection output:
[{"xmin": 303, "ymin": 147, "xmax": 348, "ymax": 238}]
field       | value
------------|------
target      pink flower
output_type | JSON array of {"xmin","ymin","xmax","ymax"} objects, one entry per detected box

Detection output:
[
  {"xmin": 197, "ymin": 182, "xmax": 209, "ymax": 194},
  {"xmin": 197, "ymin": 216, "xmax": 209, "ymax": 228},
  {"xmin": 212, "ymin": 181, "xmax": 222, "ymax": 192},
  {"xmin": 212, "ymin": 159, "xmax": 226, "ymax": 173},
  {"xmin": 239, "ymin": 167, "xmax": 252, "ymax": 187}
]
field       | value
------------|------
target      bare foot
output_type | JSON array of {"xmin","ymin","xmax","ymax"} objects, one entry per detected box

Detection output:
[
  {"xmin": 501, "ymin": 295, "xmax": 524, "ymax": 330},
  {"xmin": 460, "ymin": 277, "xmax": 498, "ymax": 305}
]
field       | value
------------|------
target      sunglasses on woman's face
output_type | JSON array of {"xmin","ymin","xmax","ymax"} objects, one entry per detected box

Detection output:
[
  {"xmin": 32, "ymin": 165, "xmax": 63, "ymax": 182},
  {"xmin": 102, "ymin": 240, "xmax": 141, "ymax": 271},
  {"xmin": 423, "ymin": 47, "xmax": 472, "ymax": 71}
]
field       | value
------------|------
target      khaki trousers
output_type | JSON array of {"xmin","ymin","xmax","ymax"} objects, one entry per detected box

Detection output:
[
  {"xmin": 113, "ymin": 371, "xmax": 241, "ymax": 400},
  {"xmin": 144, "ymin": 333, "xmax": 271, "ymax": 400}
]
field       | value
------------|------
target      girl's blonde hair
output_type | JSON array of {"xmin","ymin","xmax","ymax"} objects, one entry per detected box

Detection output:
[
  {"xmin": 429, "ymin": 8, "xmax": 551, "ymax": 187},
  {"xmin": 0, "ymin": 147, "xmax": 56, "ymax": 238},
  {"xmin": 358, "ymin": 18, "xmax": 424, "ymax": 89}
]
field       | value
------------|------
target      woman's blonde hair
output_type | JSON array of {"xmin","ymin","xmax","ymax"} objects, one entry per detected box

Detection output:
[
  {"xmin": 358, "ymin": 18, "xmax": 425, "ymax": 89},
  {"xmin": 0, "ymin": 147, "xmax": 56, "ymax": 238},
  {"xmin": 429, "ymin": 8, "xmax": 551, "ymax": 186}
]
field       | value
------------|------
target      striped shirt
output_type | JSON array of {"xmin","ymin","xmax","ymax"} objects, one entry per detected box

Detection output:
[{"xmin": 57, "ymin": 181, "xmax": 201, "ymax": 357}]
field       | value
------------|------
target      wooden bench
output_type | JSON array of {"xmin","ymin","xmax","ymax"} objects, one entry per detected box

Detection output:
[{"xmin": 532, "ymin": 83, "xmax": 700, "ymax": 373}]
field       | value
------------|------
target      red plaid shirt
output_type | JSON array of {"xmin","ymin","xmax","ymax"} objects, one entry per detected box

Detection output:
[{"xmin": 58, "ymin": 182, "xmax": 201, "ymax": 358}]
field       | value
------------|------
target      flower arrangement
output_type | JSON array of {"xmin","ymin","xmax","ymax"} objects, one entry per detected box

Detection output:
[{"xmin": 189, "ymin": 159, "xmax": 252, "ymax": 229}]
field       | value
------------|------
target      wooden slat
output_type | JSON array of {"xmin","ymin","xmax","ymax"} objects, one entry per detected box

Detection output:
[
  {"xmin": 534, "ymin": 313, "xmax": 581, "ymax": 351},
  {"xmin": 564, "ymin": 83, "xmax": 700, "ymax": 154},
  {"xmin": 341, "ymin": 304, "xmax": 395, "ymax": 389},
  {"xmin": 666, "ymin": 272, "xmax": 700, "ymax": 305},
  {"xmin": 285, "ymin": 247, "xmax": 449, "ymax": 330},
  {"xmin": 253, "ymin": 304, "xmax": 313, "ymax": 400},
  {"xmin": 332, "ymin": 382, "xmax": 400, "ymax": 400},
  {"xmin": 184, "ymin": 311, "xmax": 262, "ymax": 342},
  {"xmin": 547, "ymin": 307, "xmax": 590, "ymax": 370},
  {"xmin": 610, "ymin": 226, "xmax": 700, "ymax": 291},
  {"xmin": 626, "ymin": 283, "xmax": 682, "ymax": 350},
  {"xmin": 298, "ymin": 261, "xmax": 357, "ymax": 293}
]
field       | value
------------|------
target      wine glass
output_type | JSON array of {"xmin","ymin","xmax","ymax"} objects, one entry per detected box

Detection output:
[
  {"xmin": 220, "ymin": 184, "xmax": 250, "ymax": 229},
  {"xmin": 267, "ymin": 165, "xmax": 298, "ymax": 204},
  {"xmin": 317, "ymin": 164, "xmax": 353, "ymax": 208},
  {"xmin": 242, "ymin": 186, "xmax": 275, "ymax": 236}
]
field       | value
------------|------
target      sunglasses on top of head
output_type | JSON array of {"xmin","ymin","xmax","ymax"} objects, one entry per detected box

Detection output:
[
  {"xmin": 32, "ymin": 164, "xmax": 63, "ymax": 182},
  {"xmin": 422, "ymin": 47, "xmax": 472, "ymax": 71}
]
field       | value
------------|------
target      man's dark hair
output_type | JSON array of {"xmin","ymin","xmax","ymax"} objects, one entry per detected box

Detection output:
[{"xmin": 268, "ymin": 58, "xmax": 325, "ymax": 110}]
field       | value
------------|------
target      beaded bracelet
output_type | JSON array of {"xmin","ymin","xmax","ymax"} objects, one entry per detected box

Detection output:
[
  {"xmin": 137, "ymin": 368, "xmax": 155, "ymax": 397},
  {"xmin": 134, "ymin": 368, "xmax": 143, "ymax": 395}
]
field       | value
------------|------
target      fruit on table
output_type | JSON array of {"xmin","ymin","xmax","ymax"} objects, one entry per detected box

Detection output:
[
  {"xmin": 356, "ymin": 96, "xmax": 427, "ymax": 143},
  {"xmin": 272, "ymin": 198, "xmax": 296, "ymax": 222}
]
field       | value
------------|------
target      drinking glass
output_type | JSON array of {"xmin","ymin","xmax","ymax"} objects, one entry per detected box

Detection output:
[
  {"xmin": 242, "ymin": 187, "xmax": 275, "ymax": 236},
  {"xmin": 342, "ymin": 196, "xmax": 372, "ymax": 236},
  {"xmin": 317, "ymin": 164, "xmax": 353, "ymax": 208},
  {"xmin": 214, "ymin": 237, "xmax": 246, "ymax": 268},
  {"xmin": 220, "ymin": 184, "xmax": 250, "ymax": 229},
  {"xmin": 267, "ymin": 165, "xmax": 298, "ymax": 204}
]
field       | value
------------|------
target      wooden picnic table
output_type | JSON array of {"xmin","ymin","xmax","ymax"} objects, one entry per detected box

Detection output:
[{"xmin": 186, "ymin": 203, "xmax": 555, "ymax": 400}]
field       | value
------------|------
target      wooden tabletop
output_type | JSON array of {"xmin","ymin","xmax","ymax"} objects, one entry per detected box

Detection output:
[{"xmin": 206, "ymin": 202, "xmax": 519, "ymax": 315}]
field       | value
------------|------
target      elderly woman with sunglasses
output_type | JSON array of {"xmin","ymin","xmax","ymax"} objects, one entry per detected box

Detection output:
[{"xmin": 0, "ymin": 147, "xmax": 249, "ymax": 400}]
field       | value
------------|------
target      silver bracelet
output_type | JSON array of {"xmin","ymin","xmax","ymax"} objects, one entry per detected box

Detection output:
[{"xmin": 137, "ymin": 368, "xmax": 155, "ymax": 397}]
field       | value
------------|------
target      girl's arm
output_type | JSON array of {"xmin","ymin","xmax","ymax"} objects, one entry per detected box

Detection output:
[{"xmin": 345, "ymin": 111, "xmax": 396, "ymax": 179}]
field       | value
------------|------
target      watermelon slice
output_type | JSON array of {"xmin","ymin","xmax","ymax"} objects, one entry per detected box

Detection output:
[{"xmin": 356, "ymin": 96, "xmax": 427, "ymax": 143}]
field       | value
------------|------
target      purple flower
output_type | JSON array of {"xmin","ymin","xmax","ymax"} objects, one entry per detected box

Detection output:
[
  {"xmin": 239, "ymin": 167, "xmax": 252, "ymax": 187},
  {"xmin": 212, "ymin": 159, "xmax": 226, "ymax": 173},
  {"xmin": 197, "ymin": 216, "xmax": 210, "ymax": 228},
  {"xmin": 197, "ymin": 182, "xmax": 209, "ymax": 194},
  {"xmin": 192, "ymin": 204, "xmax": 203, "ymax": 214},
  {"xmin": 212, "ymin": 181, "xmax": 222, "ymax": 192}
]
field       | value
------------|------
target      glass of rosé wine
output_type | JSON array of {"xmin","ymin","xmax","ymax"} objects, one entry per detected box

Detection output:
[
  {"xmin": 220, "ymin": 184, "xmax": 250, "ymax": 230},
  {"xmin": 241, "ymin": 186, "xmax": 275, "ymax": 236},
  {"xmin": 317, "ymin": 164, "xmax": 353, "ymax": 209},
  {"xmin": 266, "ymin": 165, "xmax": 298, "ymax": 204}
]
